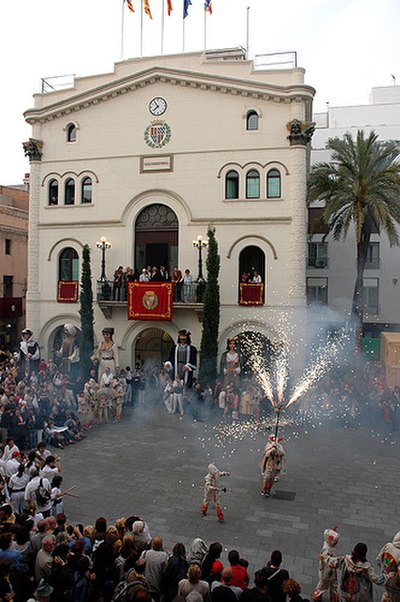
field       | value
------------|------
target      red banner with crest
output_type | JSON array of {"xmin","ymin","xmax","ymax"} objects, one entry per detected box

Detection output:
[
  {"xmin": 239, "ymin": 283, "xmax": 264, "ymax": 306},
  {"xmin": 58, "ymin": 281, "xmax": 79, "ymax": 303},
  {"xmin": 127, "ymin": 282, "xmax": 173, "ymax": 321}
]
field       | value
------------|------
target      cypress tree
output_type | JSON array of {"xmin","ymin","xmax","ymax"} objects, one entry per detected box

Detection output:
[
  {"xmin": 198, "ymin": 226, "xmax": 220, "ymax": 386},
  {"xmin": 79, "ymin": 244, "xmax": 95, "ymax": 379}
]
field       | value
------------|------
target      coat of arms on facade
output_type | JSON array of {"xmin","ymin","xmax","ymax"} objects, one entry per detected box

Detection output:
[
  {"xmin": 142, "ymin": 290, "xmax": 159, "ymax": 310},
  {"xmin": 144, "ymin": 120, "xmax": 172, "ymax": 149}
]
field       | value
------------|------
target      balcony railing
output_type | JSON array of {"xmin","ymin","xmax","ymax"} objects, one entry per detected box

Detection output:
[
  {"xmin": 365, "ymin": 258, "xmax": 381, "ymax": 269},
  {"xmin": 96, "ymin": 280, "xmax": 206, "ymax": 304},
  {"xmin": 307, "ymin": 257, "xmax": 329, "ymax": 269}
]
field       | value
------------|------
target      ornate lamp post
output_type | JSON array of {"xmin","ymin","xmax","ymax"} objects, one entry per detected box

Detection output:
[
  {"xmin": 96, "ymin": 236, "xmax": 111, "ymax": 282},
  {"xmin": 192, "ymin": 234, "xmax": 208, "ymax": 281}
]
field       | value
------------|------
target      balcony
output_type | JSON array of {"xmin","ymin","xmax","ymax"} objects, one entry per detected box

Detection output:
[
  {"xmin": 307, "ymin": 256, "xmax": 329, "ymax": 269},
  {"xmin": 96, "ymin": 280, "xmax": 205, "ymax": 319},
  {"xmin": 0, "ymin": 297, "xmax": 23, "ymax": 319},
  {"xmin": 365, "ymin": 257, "xmax": 381, "ymax": 270}
]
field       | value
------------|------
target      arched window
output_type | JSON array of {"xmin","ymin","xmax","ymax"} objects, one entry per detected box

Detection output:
[
  {"xmin": 66, "ymin": 123, "xmax": 77, "ymax": 142},
  {"xmin": 267, "ymin": 169, "xmax": 281, "ymax": 198},
  {"xmin": 65, "ymin": 178, "xmax": 75, "ymax": 205},
  {"xmin": 246, "ymin": 110, "xmax": 259, "ymax": 131},
  {"xmin": 81, "ymin": 177, "xmax": 92, "ymax": 204},
  {"xmin": 59, "ymin": 248, "xmax": 79, "ymax": 281},
  {"xmin": 135, "ymin": 204, "xmax": 178, "ymax": 277},
  {"xmin": 246, "ymin": 170, "xmax": 260, "ymax": 199},
  {"xmin": 48, "ymin": 179, "xmax": 58, "ymax": 206},
  {"xmin": 238, "ymin": 245, "xmax": 265, "ymax": 304},
  {"xmin": 225, "ymin": 170, "xmax": 239, "ymax": 199}
]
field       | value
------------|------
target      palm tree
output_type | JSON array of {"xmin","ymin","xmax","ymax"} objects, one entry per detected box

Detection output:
[{"xmin": 308, "ymin": 130, "xmax": 400, "ymax": 349}]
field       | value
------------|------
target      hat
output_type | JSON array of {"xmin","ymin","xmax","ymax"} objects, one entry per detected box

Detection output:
[
  {"xmin": 21, "ymin": 328, "xmax": 32, "ymax": 335},
  {"xmin": 63, "ymin": 324, "xmax": 77, "ymax": 337},
  {"xmin": 211, "ymin": 561, "xmax": 223, "ymax": 574},
  {"xmin": 132, "ymin": 520, "xmax": 144, "ymax": 534},
  {"xmin": 35, "ymin": 578, "xmax": 54, "ymax": 597},
  {"xmin": 178, "ymin": 329, "xmax": 190, "ymax": 336},
  {"xmin": 323, "ymin": 528, "xmax": 340, "ymax": 545},
  {"xmin": 11, "ymin": 451, "xmax": 21, "ymax": 458}
]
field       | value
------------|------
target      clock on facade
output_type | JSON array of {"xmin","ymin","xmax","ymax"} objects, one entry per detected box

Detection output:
[{"xmin": 149, "ymin": 97, "xmax": 167, "ymax": 116}]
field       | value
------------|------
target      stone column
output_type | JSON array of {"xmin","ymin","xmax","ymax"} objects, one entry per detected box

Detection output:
[
  {"xmin": 23, "ymin": 138, "xmax": 43, "ymax": 338},
  {"xmin": 286, "ymin": 108, "xmax": 315, "ymax": 377}
]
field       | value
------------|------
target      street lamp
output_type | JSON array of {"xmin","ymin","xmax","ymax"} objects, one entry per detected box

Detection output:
[
  {"xmin": 96, "ymin": 236, "xmax": 111, "ymax": 281},
  {"xmin": 192, "ymin": 234, "xmax": 208, "ymax": 281}
]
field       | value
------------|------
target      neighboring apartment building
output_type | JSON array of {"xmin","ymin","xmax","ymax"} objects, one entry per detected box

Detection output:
[
  {"xmin": 0, "ymin": 183, "xmax": 29, "ymax": 350},
  {"xmin": 307, "ymin": 86, "xmax": 400, "ymax": 349},
  {"xmin": 23, "ymin": 48, "xmax": 315, "ymax": 373}
]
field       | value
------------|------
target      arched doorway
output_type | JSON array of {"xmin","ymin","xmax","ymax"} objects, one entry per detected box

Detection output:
[
  {"xmin": 239, "ymin": 245, "xmax": 265, "ymax": 282},
  {"xmin": 235, "ymin": 330, "xmax": 271, "ymax": 378},
  {"xmin": 134, "ymin": 328, "xmax": 174, "ymax": 370},
  {"xmin": 135, "ymin": 204, "xmax": 178, "ymax": 274}
]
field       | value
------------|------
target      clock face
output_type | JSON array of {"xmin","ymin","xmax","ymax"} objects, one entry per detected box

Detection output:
[{"xmin": 149, "ymin": 97, "xmax": 167, "ymax": 116}]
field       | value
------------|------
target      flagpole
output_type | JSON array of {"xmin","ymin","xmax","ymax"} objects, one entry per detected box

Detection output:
[
  {"xmin": 121, "ymin": 0, "xmax": 125, "ymax": 60},
  {"xmin": 246, "ymin": 5, "xmax": 250, "ymax": 59},
  {"xmin": 140, "ymin": 0, "xmax": 144, "ymax": 57},
  {"xmin": 161, "ymin": 0, "xmax": 165, "ymax": 55},
  {"xmin": 203, "ymin": 6, "xmax": 206, "ymax": 53},
  {"xmin": 183, "ymin": 4, "xmax": 185, "ymax": 53}
]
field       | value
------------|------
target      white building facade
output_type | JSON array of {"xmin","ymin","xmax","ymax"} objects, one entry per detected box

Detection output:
[
  {"xmin": 307, "ymin": 86, "xmax": 400, "ymax": 347},
  {"xmin": 24, "ymin": 48, "xmax": 315, "ymax": 372}
]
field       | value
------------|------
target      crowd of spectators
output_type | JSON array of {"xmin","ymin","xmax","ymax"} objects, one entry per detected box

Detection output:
[{"xmin": 111, "ymin": 266, "xmax": 197, "ymax": 303}]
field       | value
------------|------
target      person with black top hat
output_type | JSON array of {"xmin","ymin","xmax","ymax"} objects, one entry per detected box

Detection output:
[
  {"xmin": 17, "ymin": 328, "xmax": 40, "ymax": 376},
  {"xmin": 168, "ymin": 330, "xmax": 197, "ymax": 390}
]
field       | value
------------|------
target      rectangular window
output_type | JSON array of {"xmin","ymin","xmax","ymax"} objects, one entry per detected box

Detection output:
[
  {"xmin": 363, "ymin": 277, "xmax": 379, "ymax": 314},
  {"xmin": 306, "ymin": 277, "xmax": 328, "ymax": 305},
  {"xmin": 365, "ymin": 242, "xmax": 380, "ymax": 269},
  {"xmin": 307, "ymin": 242, "xmax": 328, "ymax": 268},
  {"xmin": 5, "ymin": 239, "xmax": 11, "ymax": 255},
  {"xmin": 3, "ymin": 276, "xmax": 13, "ymax": 298},
  {"xmin": 308, "ymin": 207, "xmax": 328, "ymax": 234}
]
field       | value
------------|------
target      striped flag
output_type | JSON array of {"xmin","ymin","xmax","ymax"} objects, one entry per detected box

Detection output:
[
  {"xmin": 167, "ymin": 0, "xmax": 173, "ymax": 15},
  {"xmin": 125, "ymin": 0, "xmax": 134, "ymax": 12},
  {"xmin": 205, "ymin": 0, "xmax": 212, "ymax": 13},
  {"xmin": 183, "ymin": 0, "xmax": 192, "ymax": 18},
  {"xmin": 143, "ymin": 0, "xmax": 153, "ymax": 18}
]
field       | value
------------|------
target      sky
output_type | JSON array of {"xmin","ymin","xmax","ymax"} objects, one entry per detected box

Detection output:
[{"xmin": 0, "ymin": 0, "xmax": 399, "ymax": 184}]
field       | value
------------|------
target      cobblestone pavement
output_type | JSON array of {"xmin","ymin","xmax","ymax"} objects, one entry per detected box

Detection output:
[{"xmin": 59, "ymin": 404, "xmax": 400, "ymax": 597}]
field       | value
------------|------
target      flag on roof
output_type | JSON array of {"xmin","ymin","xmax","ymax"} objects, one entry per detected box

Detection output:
[
  {"xmin": 183, "ymin": 0, "xmax": 192, "ymax": 18},
  {"xmin": 167, "ymin": 0, "xmax": 173, "ymax": 15},
  {"xmin": 205, "ymin": 0, "xmax": 212, "ymax": 13},
  {"xmin": 143, "ymin": 0, "xmax": 153, "ymax": 18},
  {"xmin": 125, "ymin": 0, "xmax": 134, "ymax": 12}
]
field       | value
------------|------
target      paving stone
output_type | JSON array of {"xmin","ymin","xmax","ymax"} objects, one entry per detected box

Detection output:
[{"xmin": 59, "ymin": 406, "xmax": 400, "ymax": 596}]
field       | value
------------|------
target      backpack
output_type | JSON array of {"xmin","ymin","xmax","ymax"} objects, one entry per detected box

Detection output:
[
  {"xmin": 111, "ymin": 577, "xmax": 148, "ymax": 602},
  {"xmin": 35, "ymin": 478, "xmax": 51, "ymax": 506}
]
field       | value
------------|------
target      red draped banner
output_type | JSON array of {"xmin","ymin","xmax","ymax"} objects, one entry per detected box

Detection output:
[
  {"xmin": 127, "ymin": 282, "xmax": 173, "ymax": 320},
  {"xmin": 58, "ymin": 281, "xmax": 79, "ymax": 303},
  {"xmin": 239, "ymin": 283, "xmax": 264, "ymax": 306}
]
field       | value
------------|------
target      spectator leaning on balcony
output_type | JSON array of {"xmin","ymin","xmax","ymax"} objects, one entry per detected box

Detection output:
[
  {"xmin": 183, "ymin": 269, "xmax": 194, "ymax": 302},
  {"xmin": 252, "ymin": 271, "xmax": 262, "ymax": 283},
  {"xmin": 139, "ymin": 268, "xmax": 150, "ymax": 282}
]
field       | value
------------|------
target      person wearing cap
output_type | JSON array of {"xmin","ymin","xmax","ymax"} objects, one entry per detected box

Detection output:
[
  {"xmin": 313, "ymin": 529, "xmax": 340, "ymax": 602},
  {"xmin": 92, "ymin": 328, "xmax": 119, "ymax": 384},
  {"xmin": 131, "ymin": 521, "xmax": 148, "ymax": 555},
  {"xmin": 261, "ymin": 436, "xmax": 286, "ymax": 498},
  {"xmin": 17, "ymin": 328, "xmax": 40, "ymax": 376},
  {"xmin": 169, "ymin": 329, "xmax": 197, "ymax": 391},
  {"xmin": 5, "ymin": 450, "xmax": 22, "ymax": 478},
  {"xmin": 201, "ymin": 463, "xmax": 229, "ymax": 523}
]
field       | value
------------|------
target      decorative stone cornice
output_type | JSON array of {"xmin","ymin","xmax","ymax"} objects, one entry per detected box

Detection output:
[
  {"xmin": 286, "ymin": 119, "xmax": 315, "ymax": 146},
  {"xmin": 22, "ymin": 138, "xmax": 43, "ymax": 161},
  {"xmin": 24, "ymin": 66, "xmax": 315, "ymax": 125}
]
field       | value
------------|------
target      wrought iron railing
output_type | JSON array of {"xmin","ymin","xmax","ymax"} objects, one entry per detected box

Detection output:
[{"xmin": 96, "ymin": 280, "xmax": 206, "ymax": 304}]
